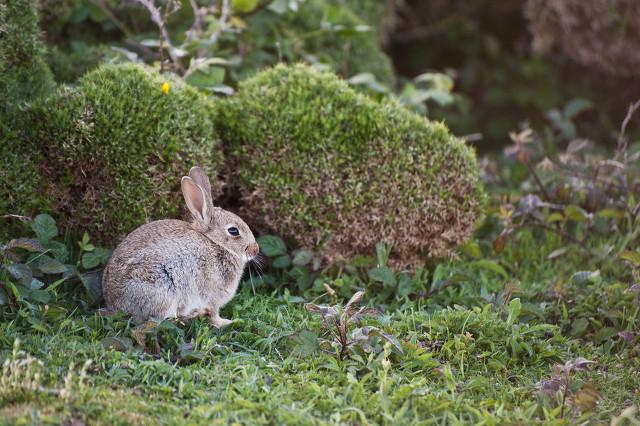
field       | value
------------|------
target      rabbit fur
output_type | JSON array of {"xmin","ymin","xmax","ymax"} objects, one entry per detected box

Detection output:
[{"xmin": 102, "ymin": 167, "xmax": 259, "ymax": 327}]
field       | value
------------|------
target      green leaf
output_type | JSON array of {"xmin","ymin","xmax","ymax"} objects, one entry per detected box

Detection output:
[
  {"xmin": 564, "ymin": 205, "xmax": 588, "ymax": 222},
  {"xmin": 7, "ymin": 263, "xmax": 33, "ymax": 286},
  {"xmin": 547, "ymin": 248, "xmax": 568, "ymax": 260},
  {"xmin": 470, "ymin": 259, "xmax": 508, "ymax": 279},
  {"xmin": 619, "ymin": 251, "xmax": 640, "ymax": 266},
  {"xmin": 231, "ymin": 0, "xmax": 259, "ymax": 13},
  {"xmin": 594, "ymin": 327, "xmax": 618, "ymax": 344},
  {"xmin": 31, "ymin": 214, "xmax": 58, "ymax": 242},
  {"xmin": 368, "ymin": 267, "xmax": 396, "ymax": 287},
  {"xmin": 289, "ymin": 265, "xmax": 313, "ymax": 291},
  {"xmin": 366, "ymin": 327, "xmax": 404, "ymax": 354},
  {"xmin": 79, "ymin": 270, "xmax": 102, "ymax": 304},
  {"xmin": 178, "ymin": 343, "xmax": 205, "ymax": 364},
  {"xmin": 272, "ymin": 254, "xmax": 291, "ymax": 269},
  {"xmin": 546, "ymin": 212, "xmax": 564, "ymax": 223},
  {"xmin": 29, "ymin": 278, "xmax": 44, "ymax": 290},
  {"xmin": 563, "ymin": 98, "xmax": 592, "ymax": 119},
  {"xmin": 414, "ymin": 72, "xmax": 454, "ymax": 92},
  {"xmin": 292, "ymin": 250, "xmax": 313, "ymax": 266},
  {"xmin": 0, "ymin": 287, "xmax": 8, "ymax": 305},
  {"xmin": 28, "ymin": 289, "xmax": 51, "ymax": 304},
  {"xmin": 94, "ymin": 247, "xmax": 112, "ymax": 265},
  {"xmin": 507, "ymin": 298, "xmax": 521, "ymax": 325},
  {"xmin": 268, "ymin": 0, "xmax": 289, "ymax": 14},
  {"xmin": 257, "ymin": 235, "xmax": 286, "ymax": 257},
  {"xmin": 6, "ymin": 238, "xmax": 45, "ymax": 253},
  {"xmin": 186, "ymin": 66, "xmax": 225, "ymax": 89},
  {"xmin": 33, "ymin": 255, "xmax": 68, "ymax": 274},
  {"xmin": 82, "ymin": 253, "xmax": 101, "ymax": 269},
  {"xmin": 571, "ymin": 318, "xmax": 589, "ymax": 337},
  {"xmin": 295, "ymin": 331, "xmax": 319, "ymax": 356},
  {"xmin": 375, "ymin": 242, "xmax": 391, "ymax": 267},
  {"xmin": 347, "ymin": 73, "xmax": 387, "ymax": 93},
  {"xmin": 572, "ymin": 270, "xmax": 601, "ymax": 285},
  {"xmin": 102, "ymin": 337, "xmax": 133, "ymax": 352},
  {"xmin": 397, "ymin": 274, "xmax": 414, "ymax": 298},
  {"xmin": 44, "ymin": 240, "xmax": 69, "ymax": 263}
]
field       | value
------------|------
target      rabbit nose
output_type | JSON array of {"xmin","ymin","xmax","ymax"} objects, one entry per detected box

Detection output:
[{"xmin": 245, "ymin": 243, "xmax": 259, "ymax": 258}]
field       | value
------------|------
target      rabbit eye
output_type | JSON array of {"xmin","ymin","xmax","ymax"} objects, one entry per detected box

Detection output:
[{"xmin": 227, "ymin": 226, "xmax": 240, "ymax": 236}]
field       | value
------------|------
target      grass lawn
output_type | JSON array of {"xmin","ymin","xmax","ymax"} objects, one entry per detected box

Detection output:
[{"xmin": 1, "ymin": 228, "xmax": 639, "ymax": 425}]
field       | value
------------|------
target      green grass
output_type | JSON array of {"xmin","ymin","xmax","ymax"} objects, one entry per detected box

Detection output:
[
  {"xmin": 1, "ymin": 210, "xmax": 639, "ymax": 425},
  {"xmin": 1, "ymin": 243, "xmax": 638, "ymax": 425}
]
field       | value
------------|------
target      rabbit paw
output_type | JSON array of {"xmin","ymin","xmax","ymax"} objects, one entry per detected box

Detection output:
[{"xmin": 209, "ymin": 316, "xmax": 233, "ymax": 328}]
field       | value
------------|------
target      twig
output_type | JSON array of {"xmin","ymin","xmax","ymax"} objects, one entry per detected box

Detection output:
[
  {"xmin": 1, "ymin": 214, "xmax": 31, "ymax": 222},
  {"xmin": 210, "ymin": 0, "xmax": 231, "ymax": 44},
  {"xmin": 186, "ymin": 0, "xmax": 203, "ymax": 42},
  {"xmin": 135, "ymin": 0, "xmax": 181, "ymax": 72},
  {"xmin": 616, "ymin": 99, "xmax": 640, "ymax": 162},
  {"xmin": 525, "ymin": 161, "xmax": 552, "ymax": 202}
]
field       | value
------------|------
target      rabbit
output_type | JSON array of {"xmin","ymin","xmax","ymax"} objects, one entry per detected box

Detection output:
[{"xmin": 102, "ymin": 166, "xmax": 260, "ymax": 328}]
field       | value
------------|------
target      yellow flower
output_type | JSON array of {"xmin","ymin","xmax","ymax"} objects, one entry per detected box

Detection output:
[{"xmin": 162, "ymin": 82, "xmax": 170, "ymax": 95}]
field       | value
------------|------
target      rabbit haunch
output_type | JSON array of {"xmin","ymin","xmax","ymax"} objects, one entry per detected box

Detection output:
[{"xmin": 102, "ymin": 167, "xmax": 259, "ymax": 327}]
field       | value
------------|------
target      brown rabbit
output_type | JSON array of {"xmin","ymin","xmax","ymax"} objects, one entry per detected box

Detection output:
[{"xmin": 102, "ymin": 167, "xmax": 259, "ymax": 327}]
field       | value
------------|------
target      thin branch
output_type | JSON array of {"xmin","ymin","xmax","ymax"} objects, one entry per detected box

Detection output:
[
  {"xmin": 525, "ymin": 161, "xmax": 552, "ymax": 202},
  {"xmin": 210, "ymin": 0, "xmax": 231, "ymax": 44},
  {"xmin": 186, "ymin": 0, "xmax": 203, "ymax": 42},
  {"xmin": 616, "ymin": 99, "xmax": 640, "ymax": 162},
  {"xmin": 1, "ymin": 214, "xmax": 31, "ymax": 222},
  {"xmin": 135, "ymin": 0, "xmax": 181, "ymax": 71}
]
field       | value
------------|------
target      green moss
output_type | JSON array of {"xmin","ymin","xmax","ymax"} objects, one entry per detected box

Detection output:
[
  {"xmin": 0, "ymin": 0, "xmax": 55, "ymax": 114},
  {"xmin": 22, "ymin": 63, "xmax": 223, "ymax": 243},
  {"xmin": 0, "ymin": 0, "xmax": 54, "ymax": 238},
  {"xmin": 219, "ymin": 64, "xmax": 485, "ymax": 264}
]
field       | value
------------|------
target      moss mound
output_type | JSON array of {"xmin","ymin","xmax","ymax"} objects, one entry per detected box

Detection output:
[
  {"xmin": 219, "ymin": 64, "xmax": 484, "ymax": 265},
  {"xmin": 0, "ymin": 0, "xmax": 55, "ymax": 239},
  {"xmin": 0, "ymin": 0, "xmax": 55, "ymax": 113},
  {"xmin": 22, "ymin": 63, "xmax": 222, "ymax": 242}
]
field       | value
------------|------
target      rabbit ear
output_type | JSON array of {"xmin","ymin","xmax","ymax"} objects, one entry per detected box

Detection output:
[
  {"xmin": 181, "ymin": 176, "xmax": 209, "ymax": 227},
  {"xmin": 188, "ymin": 166, "xmax": 213, "ymax": 207}
]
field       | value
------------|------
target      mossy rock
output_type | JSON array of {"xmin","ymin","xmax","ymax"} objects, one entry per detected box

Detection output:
[
  {"xmin": 219, "ymin": 64, "xmax": 485, "ymax": 265},
  {"xmin": 17, "ymin": 63, "xmax": 222, "ymax": 243},
  {"xmin": 0, "ymin": 0, "xmax": 55, "ymax": 114}
]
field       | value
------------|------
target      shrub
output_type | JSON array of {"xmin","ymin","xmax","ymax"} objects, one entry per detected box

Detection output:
[
  {"xmin": 219, "ymin": 64, "xmax": 484, "ymax": 265},
  {"xmin": 0, "ymin": 0, "xmax": 55, "ymax": 114},
  {"xmin": 232, "ymin": 0, "xmax": 395, "ymax": 86},
  {"xmin": 11, "ymin": 63, "xmax": 223, "ymax": 243},
  {"xmin": 46, "ymin": 44, "xmax": 109, "ymax": 84},
  {"xmin": 289, "ymin": 0, "xmax": 395, "ymax": 85}
]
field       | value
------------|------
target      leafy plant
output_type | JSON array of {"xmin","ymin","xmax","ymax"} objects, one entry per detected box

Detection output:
[
  {"xmin": 0, "ymin": 214, "xmax": 111, "ymax": 309},
  {"xmin": 488, "ymin": 100, "xmax": 640, "ymax": 258},
  {"xmin": 303, "ymin": 290, "xmax": 403, "ymax": 360},
  {"xmin": 539, "ymin": 357, "xmax": 599, "ymax": 418}
]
